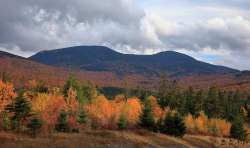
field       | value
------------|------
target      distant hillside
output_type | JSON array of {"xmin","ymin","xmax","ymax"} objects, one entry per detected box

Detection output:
[
  {"xmin": 0, "ymin": 50, "xmax": 132, "ymax": 88},
  {"xmin": 29, "ymin": 46, "xmax": 238, "ymax": 77},
  {"xmin": 1, "ymin": 49, "xmax": 250, "ymax": 91}
]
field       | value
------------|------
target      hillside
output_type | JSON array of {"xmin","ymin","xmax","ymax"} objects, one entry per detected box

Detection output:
[
  {"xmin": 1, "ymin": 49, "xmax": 250, "ymax": 90},
  {"xmin": 29, "ymin": 46, "xmax": 238, "ymax": 77},
  {"xmin": 0, "ymin": 51, "xmax": 154, "ymax": 88},
  {"xmin": 0, "ymin": 130, "xmax": 248, "ymax": 148}
]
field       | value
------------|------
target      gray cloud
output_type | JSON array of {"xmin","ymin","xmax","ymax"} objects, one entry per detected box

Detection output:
[{"xmin": 0, "ymin": 0, "xmax": 250, "ymax": 69}]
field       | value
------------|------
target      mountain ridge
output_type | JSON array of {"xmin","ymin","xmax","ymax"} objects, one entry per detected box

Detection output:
[{"xmin": 29, "ymin": 45, "xmax": 239, "ymax": 77}]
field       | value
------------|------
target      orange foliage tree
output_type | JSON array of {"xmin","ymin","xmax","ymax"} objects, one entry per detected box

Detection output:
[
  {"xmin": 85, "ymin": 95, "xmax": 143, "ymax": 129},
  {"xmin": 125, "ymin": 97, "xmax": 142, "ymax": 127},
  {"xmin": 184, "ymin": 112, "xmax": 231, "ymax": 137},
  {"xmin": 31, "ymin": 93, "xmax": 66, "ymax": 133},
  {"xmin": 0, "ymin": 80, "xmax": 16, "ymax": 112},
  {"xmin": 147, "ymin": 96, "xmax": 166, "ymax": 123}
]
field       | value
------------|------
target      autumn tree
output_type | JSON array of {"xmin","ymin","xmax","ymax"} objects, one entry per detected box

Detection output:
[
  {"xmin": 78, "ymin": 82, "xmax": 98, "ymax": 103},
  {"xmin": 0, "ymin": 80, "xmax": 16, "ymax": 112},
  {"xmin": 63, "ymin": 74, "xmax": 79, "ymax": 97}
]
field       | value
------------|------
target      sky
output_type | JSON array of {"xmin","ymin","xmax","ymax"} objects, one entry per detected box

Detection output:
[{"xmin": 0, "ymin": 0, "xmax": 250, "ymax": 70}]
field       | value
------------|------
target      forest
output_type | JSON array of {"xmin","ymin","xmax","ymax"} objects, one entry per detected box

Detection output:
[{"xmin": 0, "ymin": 72, "xmax": 249, "ymax": 143}]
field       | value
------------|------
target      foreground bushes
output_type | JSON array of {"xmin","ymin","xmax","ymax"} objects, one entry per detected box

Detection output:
[{"xmin": 185, "ymin": 112, "xmax": 231, "ymax": 137}]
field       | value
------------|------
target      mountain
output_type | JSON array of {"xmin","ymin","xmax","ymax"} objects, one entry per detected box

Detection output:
[
  {"xmin": 1, "ymin": 49, "xmax": 250, "ymax": 91},
  {"xmin": 29, "ymin": 46, "xmax": 238, "ymax": 77},
  {"xmin": 0, "ymin": 50, "xmax": 129, "ymax": 88}
]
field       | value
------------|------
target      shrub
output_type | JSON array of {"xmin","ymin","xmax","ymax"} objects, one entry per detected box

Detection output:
[
  {"xmin": 185, "ymin": 112, "xmax": 231, "ymax": 137},
  {"xmin": 27, "ymin": 118, "xmax": 43, "ymax": 137},
  {"xmin": 162, "ymin": 113, "xmax": 186, "ymax": 137},
  {"xmin": 55, "ymin": 111, "xmax": 69, "ymax": 132}
]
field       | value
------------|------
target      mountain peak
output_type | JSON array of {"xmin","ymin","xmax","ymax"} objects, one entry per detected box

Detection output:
[{"xmin": 29, "ymin": 46, "xmax": 239, "ymax": 77}]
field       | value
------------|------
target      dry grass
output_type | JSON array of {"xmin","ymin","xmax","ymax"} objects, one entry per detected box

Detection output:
[{"xmin": 0, "ymin": 130, "xmax": 249, "ymax": 148}]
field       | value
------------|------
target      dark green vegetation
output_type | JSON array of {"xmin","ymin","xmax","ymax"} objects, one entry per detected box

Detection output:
[{"xmin": 29, "ymin": 46, "xmax": 238, "ymax": 76}]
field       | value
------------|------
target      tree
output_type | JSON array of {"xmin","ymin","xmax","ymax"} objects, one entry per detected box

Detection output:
[
  {"xmin": 162, "ymin": 112, "xmax": 186, "ymax": 137},
  {"xmin": 204, "ymin": 87, "xmax": 221, "ymax": 118},
  {"xmin": 77, "ymin": 109, "xmax": 87, "ymax": 124},
  {"xmin": 1, "ymin": 111, "xmax": 10, "ymax": 130},
  {"xmin": 55, "ymin": 110, "xmax": 69, "ymax": 132},
  {"xmin": 140, "ymin": 98, "xmax": 154, "ymax": 130},
  {"xmin": 157, "ymin": 73, "xmax": 179, "ymax": 109},
  {"xmin": 78, "ymin": 82, "xmax": 98, "ymax": 103},
  {"xmin": 63, "ymin": 74, "xmax": 79, "ymax": 97},
  {"xmin": 34, "ymin": 80, "xmax": 48, "ymax": 93},
  {"xmin": 0, "ymin": 80, "xmax": 16, "ymax": 112},
  {"xmin": 195, "ymin": 89, "xmax": 204, "ymax": 114},
  {"xmin": 118, "ymin": 113, "xmax": 127, "ymax": 129},
  {"xmin": 6, "ymin": 93, "xmax": 31, "ymax": 131},
  {"xmin": 184, "ymin": 87, "xmax": 198, "ymax": 116},
  {"xmin": 27, "ymin": 118, "xmax": 43, "ymax": 137},
  {"xmin": 230, "ymin": 116, "xmax": 247, "ymax": 141}
]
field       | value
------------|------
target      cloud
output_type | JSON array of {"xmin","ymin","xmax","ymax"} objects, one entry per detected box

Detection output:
[{"xmin": 0, "ymin": 0, "xmax": 250, "ymax": 69}]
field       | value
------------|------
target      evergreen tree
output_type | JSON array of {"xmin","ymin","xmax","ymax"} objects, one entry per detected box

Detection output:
[
  {"xmin": 6, "ymin": 93, "xmax": 31, "ymax": 131},
  {"xmin": 204, "ymin": 87, "xmax": 221, "ymax": 118},
  {"xmin": 27, "ymin": 118, "xmax": 43, "ymax": 137},
  {"xmin": 230, "ymin": 116, "xmax": 247, "ymax": 141},
  {"xmin": 184, "ymin": 87, "xmax": 198, "ymax": 116},
  {"xmin": 77, "ymin": 109, "xmax": 87, "ymax": 124},
  {"xmin": 118, "ymin": 113, "xmax": 127, "ymax": 129},
  {"xmin": 162, "ymin": 112, "xmax": 186, "ymax": 137},
  {"xmin": 157, "ymin": 73, "xmax": 179, "ymax": 109},
  {"xmin": 140, "ymin": 98, "xmax": 154, "ymax": 130},
  {"xmin": 55, "ymin": 111, "xmax": 69, "ymax": 132},
  {"xmin": 195, "ymin": 89, "xmax": 204, "ymax": 115}
]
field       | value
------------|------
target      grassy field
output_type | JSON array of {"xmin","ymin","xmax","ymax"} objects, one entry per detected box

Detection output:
[{"xmin": 0, "ymin": 130, "xmax": 249, "ymax": 148}]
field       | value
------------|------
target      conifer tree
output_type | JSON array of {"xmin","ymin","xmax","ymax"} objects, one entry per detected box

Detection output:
[
  {"xmin": 77, "ymin": 109, "xmax": 87, "ymax": 124},
  {"xmin": 140, "ymin": 98, "xmax": 154, "ymax": 130},
  {"xmin": 55, "ymin": 111, "xmax": 69, "ymax": 132},
  {"xmin": 162, "ymin": 112, "xmax": 186, "ymax": 137},
  {"xmin": 230, "ymin": 116, "xmax": 247, "ymax": 141},
  {"xmin": 6, "ymin": 92, "xmax": 31, "ymax": 131},
  {"xmin": 27, "ymin": 118, "xmax": 43, "ymax": 137},
  {"xmin": 118, "ymin": 113, "xmax": 127, "ymax": 130},
  {"xmin": 204, "ymin": 87, "xmax": 220, "ymax": 118}
]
